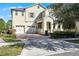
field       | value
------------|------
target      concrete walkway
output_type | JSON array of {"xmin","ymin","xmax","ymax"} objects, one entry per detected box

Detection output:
[
  {"xmin": 20, "ymin": 34, "xmax": 79, "ymax": 56},
  {"xmin": 0, "ymin": 42, "xmax": 23, "ymax": 46},
  {"xmin": 0, "ymin": 38, "xmax": 23, "ymax": 46},
  {"xmin": 0, "ymin": 38, "xmax": 5, "ymax": 43}
]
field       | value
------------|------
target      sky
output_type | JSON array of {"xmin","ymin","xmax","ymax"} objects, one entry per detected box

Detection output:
[{"xmin": 0, "ymin": 3, "xmax": 50, "ymax": 22}]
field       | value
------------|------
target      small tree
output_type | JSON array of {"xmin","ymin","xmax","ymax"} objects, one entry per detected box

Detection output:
[
  {"xmin": 6, "ymin": 20, "xmax": 12, "ymax": 30},
  {"xmin": 6, "ymin": 20, "xmax": 12, "ymax": 34},
  {"xmin": 0, "ymin": 18, "xmax": 5, "ymax": 34}
]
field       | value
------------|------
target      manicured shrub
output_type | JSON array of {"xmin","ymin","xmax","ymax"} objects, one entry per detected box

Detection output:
[{"xmin": 50, "ymin": 31, "xmax": 75, "ymax": 39}]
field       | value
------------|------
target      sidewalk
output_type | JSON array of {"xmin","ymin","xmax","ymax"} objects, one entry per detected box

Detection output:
[
  {"xmin": 0, "ymin": 38, "xmax": 23, "ymax": 46},
  {"xmin": 0, "ymin": 42, "xmax": 23, "ymax": 46},
  {"xmin": 0, "ymin": 38, "xmax": 5, "ymax": 43}
]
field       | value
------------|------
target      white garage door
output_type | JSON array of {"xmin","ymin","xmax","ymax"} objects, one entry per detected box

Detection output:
[
  {"xmin": 16, "ymin": 26, "xmax": 24, "ymax": 34},
  {"xmin": 27, "ymin": 26, "xmax": 36, "ymax": 34}
]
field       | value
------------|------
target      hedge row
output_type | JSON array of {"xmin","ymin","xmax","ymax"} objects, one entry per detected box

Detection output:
[{"xmin": 50, "ymin": 31, "xmax": 76, "ymax": 39}]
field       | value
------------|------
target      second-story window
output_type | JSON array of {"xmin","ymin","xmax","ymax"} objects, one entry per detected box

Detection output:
[
  {"xmin": 29, "ymin": 13, "xmax": 34, "ymax": 18},
  {"xmin": 15, "ymin": 11, "xmax": 18, "ymax": 15}
]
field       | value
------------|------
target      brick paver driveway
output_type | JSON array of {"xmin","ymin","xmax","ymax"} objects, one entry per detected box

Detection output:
[{"xmin": 18, "ymin": 34, "xmax": 79, "ymax": 56}]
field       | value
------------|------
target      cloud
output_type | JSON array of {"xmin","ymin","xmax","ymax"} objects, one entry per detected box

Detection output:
[
  {"xmin": 2, "ymin": 8, "xmax": 8, "ymax": 11},
  {"xmin": 9, "ymin": 6, "xmax": 17, "ymax": 9},
  {"xmin": 17, "ymin": 6, "xmax": 24, "ymax": 8},
  {"xmin": 3, "ymin": 8, "xmax": 6, "ymax": 11},
  {"xmin": 10, "ymin": 6, "xmax": 24, "ymax": 9},
  {"xmin": 2, "ymin": 6, "xmax": 25, "ymax": 12},
  {"xmin": 0, "ymin": 16, "xmax": 4, "ymax": 19},
  {"xmin": 2, "ymin": 7, "xmax": 11, "ymax": 11},
  {"xmin": 8, "ymin": 15, "xmax": 11, "ymax": 18}
]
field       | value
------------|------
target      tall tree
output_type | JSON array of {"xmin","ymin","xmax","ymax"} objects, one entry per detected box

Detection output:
[{"xmin": 48, "ymin": 3, "xmax": 79, "ymax": 30}]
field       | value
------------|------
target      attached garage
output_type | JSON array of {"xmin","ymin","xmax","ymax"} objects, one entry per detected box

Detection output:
[
  {"xmin": 26, "ymin": 26, "xmax": 36, "ymax": 34},
  {"xmin": 15, "ymin": 25, "xmax": 25, "ymax": 34}
]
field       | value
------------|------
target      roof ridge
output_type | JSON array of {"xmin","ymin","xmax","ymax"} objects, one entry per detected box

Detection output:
[
  {"xmin": 11, "ymin": 3, "xmax": 46, "ymax": 11},
  {"xmin": 23, "ymin": 3, "xmax": 46, "ymax": 9}
]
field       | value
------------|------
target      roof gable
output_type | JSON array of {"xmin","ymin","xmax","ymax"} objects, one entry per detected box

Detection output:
[
  {"xmin": 11, "ymin": 4, "xmax": 46, "ymax": 11},
  {"xmin": 24, "ymin": 4, "xmax": 46, "ymax": 9}
]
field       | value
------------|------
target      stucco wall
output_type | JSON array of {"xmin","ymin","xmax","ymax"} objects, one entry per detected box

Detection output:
[
  {"xmin": 24, "ymin": 4, "xmax": 45, "ymax": 33},
  {"xmin": 75, "ymin": 21, "xmax": 79, "ymax": 32},
  {"xmin": 12, "ymin": 11, "xmax": 25, "ymax": 28},
  {"xmin": 25, "ymin": 4, "xmax": 45, "ymax": 22},
  {"xmin": 43, "ymin": 16, "xmax": 54, "ymax": 33}
]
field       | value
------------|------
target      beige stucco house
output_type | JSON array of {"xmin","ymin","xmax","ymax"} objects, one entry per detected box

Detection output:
[{"xmin": 11, "ymin": 4, "xmax": 63, "ymax": 34}]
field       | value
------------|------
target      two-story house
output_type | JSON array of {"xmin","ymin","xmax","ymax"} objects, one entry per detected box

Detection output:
[{"xmin": 11, "ymin": 4, "xmax": 63, "ymax": 34}]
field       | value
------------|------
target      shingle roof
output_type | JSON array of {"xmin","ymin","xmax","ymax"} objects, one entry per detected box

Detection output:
[
  {"xmin": 11, "ymin": 4, "xmax": 46, "ymax": 11},
  {"xmin": 11, "ymin": 8, "xmax": 25, "ymax": 11}
]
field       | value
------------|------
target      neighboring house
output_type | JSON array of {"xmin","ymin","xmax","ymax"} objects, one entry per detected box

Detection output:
[{"xmin": 11, "ymin": 4, "xmax": 63, "ymax": 34}]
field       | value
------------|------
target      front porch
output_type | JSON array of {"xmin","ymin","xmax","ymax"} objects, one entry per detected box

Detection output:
[
  {"xmin": 36, "ymin": 19, "xmax": 53, "ymax": 34},
  {"xmin": 36, "ymin": 21, "xmax": 64, "ymax": 35},
  {"xmin": 53, "ymin": 22, "xmax": 63, "ymax": 32}
]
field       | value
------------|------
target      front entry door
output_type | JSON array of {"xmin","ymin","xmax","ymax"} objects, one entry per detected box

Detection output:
[{"xmin": 47, "ymin": 22, "xmax": 51, "ymax": 32}]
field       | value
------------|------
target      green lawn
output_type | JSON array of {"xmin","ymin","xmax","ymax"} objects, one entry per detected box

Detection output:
[
  {"xmin": 2, "ymin": 34, "xmax": 21, "ymax": 42},
  {"xmin": 0, "ymin": 43, "xmax": 24, "ymax": 56},
  {"xmin": 66, "ymin": 40, "xmax": 79, "ymax": 44}
]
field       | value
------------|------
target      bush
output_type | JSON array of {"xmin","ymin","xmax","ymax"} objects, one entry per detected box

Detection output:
[
  {"xmin": 50, "ymin": 31, "xmax": 75, "ymax": 39},
  {"xmin": 75, "ymin": 33, "xmax": 79, "ymax": 38}
]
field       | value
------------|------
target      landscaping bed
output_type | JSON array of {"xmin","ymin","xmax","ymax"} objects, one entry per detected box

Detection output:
[
  {"xmin": 0, "ymin": 43, "xmax": 24, "ymax": 56},
  {"xmin": 66, "ymin": 40, "xmax": 79, "ymax": 44}
]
